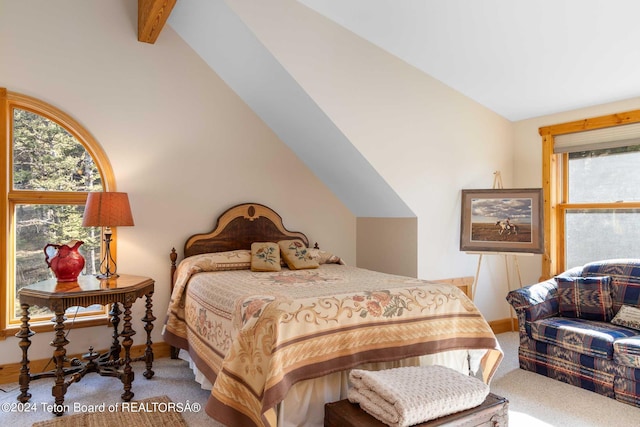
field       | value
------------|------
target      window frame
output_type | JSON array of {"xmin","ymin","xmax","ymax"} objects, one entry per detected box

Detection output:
[
  {"xmin": 1, "ymin": 88, "xmax": 117, "ymax": 338},
  {"xmin": 539, "ymin": 109, "xmax": 640, "ymax": 278}
]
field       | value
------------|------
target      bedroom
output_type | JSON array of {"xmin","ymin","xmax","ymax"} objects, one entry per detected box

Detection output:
[{"xmin": 2, "ymin": 0, "xmax": 640, "ymax": 425}]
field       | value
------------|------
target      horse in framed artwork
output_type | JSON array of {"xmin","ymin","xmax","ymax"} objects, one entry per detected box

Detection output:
[{"xmin": 496, "ymin": 220, "xmax": 517, "ymax": 236}]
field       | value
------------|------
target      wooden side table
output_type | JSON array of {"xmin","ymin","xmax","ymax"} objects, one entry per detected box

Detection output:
[{"xmin": 15, "ymin": 274, "xmax": 155, "ymax": 415}]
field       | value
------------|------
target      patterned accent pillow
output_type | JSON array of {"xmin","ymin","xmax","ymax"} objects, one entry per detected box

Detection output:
[
  {"xmin": 308, "ymin": 248, "xmax": 343, "ymax": 265},
  {"xmin": 556, "ymin": 276, "xmax": 613, "ymax": 321},
  {"xmin": 612, "ymin": 305, "xmax": 640, "ymax": 331},
  {"xmin": 250, "ymin": 242, "xmax": 281, "ymax": 272},
  {"xmin": 278, "ymin": 240, "xmax": 319, "ymax": 270},
  {"xmin": 583, "ymin": 259, "xmax": 640, "ymax": 311}
]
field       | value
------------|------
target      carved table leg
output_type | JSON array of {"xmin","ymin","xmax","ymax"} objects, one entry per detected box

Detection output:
[
  {"xmin": 119, "ymin": 300, "xmax": 136, "ymax": 401},
  {"xmin": 16, "ymin": 303, "xmax": 34, "ymax": 403},
  {"xmin": 142, "ymin": 290, "xmax": 155, "ymax": 379},
  {"xmin": 51, "ymin": 309, "xmax": 69, "ymax": 415},
  {"xmin": 108, "ymin": 302, "xmax": 122, "ymax": 360}
]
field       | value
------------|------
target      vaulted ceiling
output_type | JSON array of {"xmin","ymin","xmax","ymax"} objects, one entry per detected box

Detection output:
[
  {"xmin": 138, "ymin": 0, "xmax": 640, "ymax": 216},
  {"xmin": 297, "ymin": 0, "xmax": 640, "ymax": 121},
  {"xmin": 141, "ymin": 0, "xmax": 640, "ymax": 121}
]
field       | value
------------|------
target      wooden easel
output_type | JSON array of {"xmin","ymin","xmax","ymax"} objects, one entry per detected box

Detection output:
[{"xmin": 469, "ymin": 171, "xmax": 525, "ymax": 331}]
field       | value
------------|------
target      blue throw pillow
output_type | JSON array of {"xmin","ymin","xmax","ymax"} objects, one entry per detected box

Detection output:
[{"xmin": 556, "ymin": 276, "xmax": 614, "ymax": 322}]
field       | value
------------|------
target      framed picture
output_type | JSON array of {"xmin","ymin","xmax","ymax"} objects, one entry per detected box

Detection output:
[{"xmin": 460, "ymin": 188, "xmax": 544, "ymax": 254}]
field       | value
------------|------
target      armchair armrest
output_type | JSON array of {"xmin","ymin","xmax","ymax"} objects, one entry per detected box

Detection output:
[
  {"xmin": 506, "ymin": 266, "xmax": 581, "ymax": 323},
  {"xmin": 506, "ymin": 279, "xmax": 559, "ymax": 322}
]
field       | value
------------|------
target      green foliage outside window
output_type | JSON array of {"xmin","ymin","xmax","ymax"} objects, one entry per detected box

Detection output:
[
  {"xmin": 12, "ymin": 108, "xmax": 103, "ymax": 304},
  {"xmin": 13, "ymin": 108, "xmax": 101, "ymax": 191}
]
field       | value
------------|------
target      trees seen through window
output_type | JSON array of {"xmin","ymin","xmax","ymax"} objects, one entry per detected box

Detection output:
[{"xmin": 1, "ymin": 89, "xmax": 115, "ymax": 333}]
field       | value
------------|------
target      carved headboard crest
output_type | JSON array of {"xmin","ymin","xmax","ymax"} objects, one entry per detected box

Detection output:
[{"xmin": 245, "ymin": 204, "xmax": 257, "ymax": 219}]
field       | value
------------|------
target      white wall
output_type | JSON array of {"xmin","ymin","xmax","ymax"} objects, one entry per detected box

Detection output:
[
  {"xmin": 0, "ymin": 0, "xmax": 355, "ymax": 364},
  {"xmin": 513, "ymin": 97, "xmax": 640, "ymax": 285}
]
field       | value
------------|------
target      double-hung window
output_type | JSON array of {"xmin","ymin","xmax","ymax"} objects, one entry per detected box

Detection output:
[
  {"xmin": 1, "ymin": 89, "xmax": 115, "ymax": 337},
  {"xmin": 540, "ymin": 111, "xmax": 640, "ymax": 277}
]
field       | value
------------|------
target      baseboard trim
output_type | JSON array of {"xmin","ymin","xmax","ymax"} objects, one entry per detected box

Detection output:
[
  {"xmin": 489, "ymin": 317, "xmax": 518, "ymax": 334},
  {"xmin": 0, "ymin": 341, "xmax": 171, "ymax": 385}
]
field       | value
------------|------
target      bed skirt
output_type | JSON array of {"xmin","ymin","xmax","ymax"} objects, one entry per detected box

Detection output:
[{"xmin": 179, "ymin": 349, "xmax": 485, "ymax": 427}]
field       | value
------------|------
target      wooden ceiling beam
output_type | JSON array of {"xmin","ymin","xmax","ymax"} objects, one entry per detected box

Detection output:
[{"xmin": 138, "ymin": 0, "xmax": 176, "ymax": 44}]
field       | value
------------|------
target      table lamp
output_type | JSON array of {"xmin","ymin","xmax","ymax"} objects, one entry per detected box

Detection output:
[{"xmin": 82, "ymin": 192, "xmax": 134, "ymax": 278}]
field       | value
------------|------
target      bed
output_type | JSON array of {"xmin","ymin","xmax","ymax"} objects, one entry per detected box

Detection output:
[{"xmin": 162, "ymin": 203, "xmax": 502, "ymax": 427}]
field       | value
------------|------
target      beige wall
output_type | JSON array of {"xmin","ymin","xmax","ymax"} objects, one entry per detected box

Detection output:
[
  {"xmin": 356, "ymin": 218, "xmax": 418, "ymax": 277},
  {"xmin": 0, "ymin": 0, "xmax": 355, "ymax": 364}
]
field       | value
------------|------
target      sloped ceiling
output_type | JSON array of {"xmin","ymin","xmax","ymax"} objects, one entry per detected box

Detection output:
[
  {"xmin": 169, "ymin": 0, "xmax": 415, "ymax": 217},
  {"xmin": 298, "ymin": 0, "xmax": 640, "ymax": 121},
  {"xmin": 166, "ymin": 0, "xmax": 640, "ymax": 217}
]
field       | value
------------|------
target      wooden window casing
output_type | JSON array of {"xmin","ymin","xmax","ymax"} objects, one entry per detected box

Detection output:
[
  {"xmin": 1, "ymin": 89, "xmax": 116, "ymax": 338},
  {"xmin": 539, "ymin": 109, "xmax": 640, "ymax": 278}
]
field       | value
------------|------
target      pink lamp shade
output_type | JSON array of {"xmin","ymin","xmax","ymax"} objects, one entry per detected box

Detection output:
[{"xmin": 82, "ymin": 192, "xmax": 134, "ymax": 227}]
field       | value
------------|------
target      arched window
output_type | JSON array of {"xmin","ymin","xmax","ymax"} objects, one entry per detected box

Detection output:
[{"xmin": 1, "ymin": 88, "xmax": 115, "ymax": 335}]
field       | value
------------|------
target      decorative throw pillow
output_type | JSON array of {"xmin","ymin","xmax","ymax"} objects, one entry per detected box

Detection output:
[
  {"xmin": 250, "ymin": 242, "xmax": 281, "ymax": 272},
  {"xmin": 185, "ymin": 250, "xmax": 252, "ymax": 273},
  {"xmin": 556, "ymin": 276, "xmax": 614, "ymax": 321},
  {"xmin": 278, "ymin": 240, "xmax": 319, "ymax": 270},
  {"xmin": 308, "ymin": 248, "xmax": 343, "ymax": 265},
  {"xmin": 612, "ymin": 305, "xmax": 640, "ymax": 331}
]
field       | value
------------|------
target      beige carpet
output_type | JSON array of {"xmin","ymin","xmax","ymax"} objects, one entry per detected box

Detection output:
[
  {"xmin": 31, "ymin": 395, "xmax": 187, "ymax": 427},
  {"xmin": 490, "ymin": 332, "xmax": 640, "ymax": 426}
]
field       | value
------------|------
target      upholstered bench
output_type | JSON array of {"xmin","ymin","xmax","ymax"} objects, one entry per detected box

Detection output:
[{"xmin": 324, "ymin": 393, "xmax": 508, "ymax": 427}]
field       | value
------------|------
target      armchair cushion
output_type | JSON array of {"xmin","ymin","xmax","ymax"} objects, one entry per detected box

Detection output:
[
  {"xmin": 530, "ymin": 317, "xmax": 637, "ymax": 359},
  {"xmin": 556, "ymin": 276, "xmax": 614, "ymax": 322},
  {"xmin": 583, "ymin": 259, "xmax": 640, "ymax": 311}
]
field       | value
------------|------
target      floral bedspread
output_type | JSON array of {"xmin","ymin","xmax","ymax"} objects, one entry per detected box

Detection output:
[{"xmin": 163, "ymin": 255, "xmax": 502, "ymax": 427}]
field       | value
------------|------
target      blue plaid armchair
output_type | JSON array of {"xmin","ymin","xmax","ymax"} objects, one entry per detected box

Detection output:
[{"xmin": 506, "ymin": 259, "xmax": 640, "ymax": 407}]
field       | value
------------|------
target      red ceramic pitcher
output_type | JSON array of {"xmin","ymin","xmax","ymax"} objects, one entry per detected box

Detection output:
[{"xmin": 44, "ymin": 240, "xmax": 85, "ymax": 282}]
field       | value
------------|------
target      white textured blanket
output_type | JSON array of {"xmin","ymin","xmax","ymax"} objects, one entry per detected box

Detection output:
[{"xmin": 347, "ymin": 365, "xmax": 489, "ymax": 427}]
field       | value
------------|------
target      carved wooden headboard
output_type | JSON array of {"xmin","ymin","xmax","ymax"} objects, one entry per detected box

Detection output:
[{"xmin": 170, "ymin": 203, "xmax": 310, "ymax": 282}]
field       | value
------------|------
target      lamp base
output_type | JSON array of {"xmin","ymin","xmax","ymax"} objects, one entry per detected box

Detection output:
[
  {"xmin": 96, "ymin": 228, "xmax": 119, "ymax": 280},
  {"xmin": 96, "ymin": 272, "xmax": 119, "ymax": 280}
]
